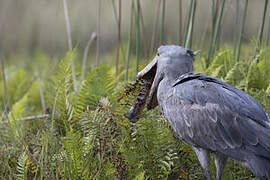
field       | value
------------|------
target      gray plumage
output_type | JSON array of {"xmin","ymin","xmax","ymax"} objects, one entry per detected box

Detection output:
[{"xmin": 136, "ymin": 45, "xmax": 270, "ymax": 180}]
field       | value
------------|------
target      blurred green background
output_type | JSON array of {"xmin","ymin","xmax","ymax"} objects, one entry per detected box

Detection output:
[{"xmin": 0, "ymin": 0, "xmax": 268, "ymax": 57}]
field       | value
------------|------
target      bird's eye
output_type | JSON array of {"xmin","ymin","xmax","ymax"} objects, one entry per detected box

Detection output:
[{"xmin": 157, "ymin": 53, "xmax": 160, "ymax": 56}]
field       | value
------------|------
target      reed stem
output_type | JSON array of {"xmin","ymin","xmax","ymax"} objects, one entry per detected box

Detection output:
[
  {"xmin": 267, "ymin": 15, "xmax": 270, "ymax": 45},
  {"xmin": 160, "ymin": 0, "xmax": 166, "ymax": 45},
  {"xmin": 96, "ymin": 0, "xmax": 101, "ymax": 66},
  {"xmin": 0, "ymin": 55, "xmax": 9, "ymax": 114},
  {"xmin": 213, "ymin": 0, "xmax": 225, "ymax": 53},
  {"xmin": 207, "ymin": 0, "xmax": 225, "ymax": 62},
  {"xmin": 150, "ymin": 0, "xmax": 162, "ymax": 56},
  {"xmin": 138, "ymin": 0, "xmax": 148, "ymax": 59},
  {"xmin": 185, "ymin": 0, "xmax": 197, "ymax": 49},
  {"xmin": 125, "ymin": 1, "xmax": 134, "ymax": 81},
  {"xmin": 236, "ymin": 0, "xmax": 249, "ymax": 62},
  {"xmin": 256, "ymin": 0, "xmax": 269, "ymax": 53},
  {"xmin": 233, "ymin": 0, "xmax": 240, "ymax": 63},
  {"xmin": 199, "ymin": 18, "xmax": 210, "ymax": 50},
  {"xmin": 184, "ymin": 0, "xmax": 194, "ymax": 46},
  {"xmin": 81, "ymin": 32, "xmax": 97, "ymax": 80},
  {"xmin": 111, "ymin": 0, "xmax": 126, "ymax": 64},
  {"xmin": 114, "ymin": 0, "xmax": 121, "ymax": 85},
  {"xmin": 179, "ymin": 0, "xmax": 182, "ymax": 44},
  {"xmin": 63, "ymin": 0, "xmax": 77, "ymax": 92},
  {"xmin": 37, "ymin": 75, "xmax": 46, "ymax": 113},
  {"xmin": 206, "ymin": 0, "xmax": 219, "ymax": 66},
  {"xmin": 63, "ymin": 0, "xmax": 72, "ymax": 50},
  {"xmin": 136, "ymin": 0, "xmax": 141, "ymax": 73}
]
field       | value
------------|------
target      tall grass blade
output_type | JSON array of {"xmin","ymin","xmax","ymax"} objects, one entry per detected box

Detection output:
[
  {"xmin": 236, "ymin": 0, "xmax": 249, "ymax": 62},
  {"xmin": 199, "ymin": 18, "xmax": 210, "ymax": 50},
  {"xmin": 81, "ymin": 32, "xmax": 97, "ymax": 80},
  {"xmin": 189, "ymin": 0, "xmax": 197, "ymax": 49},
  {"xmin": 125, "ymin": 1, "xmax": 134, "ymax": 81},
  {"xmin": 96, "ymin": 0, "xmax": 101, "ymax": 66},
  {"xmin": 211, "ymin": 0, "xmax": 219, "ymax": 36},
  {"xmin": 136, "ymin": 0, "xmax": 141, "ymax": 73},
  {"xmin": 111, "ymin": 0, "xmax": 127, "ymax": 64},
  {"xmin": 184, "ymin": 0, "xmax": 194, "ymax": 47},
  {"xmin": 185, "ymin": 0, "xmax": 197, "ymax": 49},
  {"xmin": 37, "ymin": 74, "xmax": 46, "ymax": 113},
  {"xmin": 63, "ymin": 0, "xmax": 72, "ymax": 51},
  {"xmin": 233, "ymin": 0, "xmax": 240, "ymax": 63},
  {"xmin": 178, "ymin": 0, "xmax": 183, "ymax": 44},
  {"xmin": 206, "ymin": 0, "xmax": 219, "ymax": 67},
  {"xmin": 115, "ymin": 0, "xmax": 122, "ymax": 85},
  {"xmin": 63, "ymin": 0, "xmax": 77, "ymax": 92},
  {"xmin": 138, "ymin": 0, "xmax": 148, "ymax": 59},
  {"xmin": 266, "ymin": 15, "xmax": 270, "ymax": 45},
  {"xmin": 213, "ymin": 0, "xmax": 225, "ymax": 53},
  {"xmin": 160, "ymin": 0, "xmax": 166, "ymax": 45},
  {"xmin": 150, "ymin": 0, "xmax": 162, "ymax": 56},
  {"xmin": 0, "ymin": 55, "xmax": 9, "ymax": 115},
  {"xmin": 256, "ymin": 0, "xmax": 269, "ymax": 53},
  {"xmin": 207, "ymin": 0, "xmax": 225, "ymax": 62}
]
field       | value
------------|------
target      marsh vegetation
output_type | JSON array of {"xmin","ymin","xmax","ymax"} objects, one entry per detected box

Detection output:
[{"xmin": 0, "ymin": 0, "xmax": 270, "ymax": 179}]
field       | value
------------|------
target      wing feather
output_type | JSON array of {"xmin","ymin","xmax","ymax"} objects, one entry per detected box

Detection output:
[{"xmin": 162, "ymin": 73, "xmax": 270, "ymax": 160}]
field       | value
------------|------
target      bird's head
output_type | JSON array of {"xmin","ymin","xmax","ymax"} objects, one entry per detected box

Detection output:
[{"xmin": 138, "ymin": 45, "xmax": 195, "ymax": 108}]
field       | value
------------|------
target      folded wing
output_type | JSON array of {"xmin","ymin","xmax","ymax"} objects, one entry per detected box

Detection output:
[{"xmin": 162, "ymin": 73, "xmax": 270, "ymax": 161}]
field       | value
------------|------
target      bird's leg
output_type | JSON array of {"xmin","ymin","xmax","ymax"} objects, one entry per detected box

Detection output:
[
  {"xmin": 214, "ymin": 153, "xmax": 228, "ymax": 180},
  {"xmin": 192, "ymin": 147, "xmax": 212, "ymax": 180}
]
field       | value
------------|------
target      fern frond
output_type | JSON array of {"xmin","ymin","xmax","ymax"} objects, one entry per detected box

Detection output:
[
  {"xmin": 225, "ymin": 63, "xmax": 245, "ymax": 87},
  {"xmin": 75, "ymin": 63, "xmax": 116, "ymax": 115},
  {"xmin": 266, "ymin": 83, "xmax": 270, "ymax": 94},
  {"xmin": 205, "ymin": 48, "xmax": 234, "ymax": 78},
  {"xmin": 133, "ymin": 171, "xmax": 145, "ymax": 180},
  {"xmin": 47, "ymin": 50, "xmax": 77, "ymax": 133},
  {"xmin": 246, "ymin": 60, "xmax": 265, "ymax": 91},
  {"xmin": 210, "ymin": 65, "xmax": 224, "ymax": 78},
  {"xmin": 8, "ymin": 93, "xmax": 28, "ymax": 122},
  {"xmin": 16, "ymin": 151, "xmax": 28, "ymax": 180}
]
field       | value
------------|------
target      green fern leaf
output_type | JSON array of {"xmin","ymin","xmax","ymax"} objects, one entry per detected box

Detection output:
[
  {"xmin": 225, "ymin": 63, "xmax": 245, "ymax": 87},
  {"xmin": 133, "ymin": 171, "xmax": 145, "ymax": 180},
  {"xmin": 246, "ymin": 60, "xmax": 265, "ymax": 91},
  {"xmin": 16, "ymin": 151, "xmax": 28, "ymax": 180},
  {"xmin": 266, "ymin": 84, "xmax": 270, "ymax": 94},
  {"xmin": 206, "ymin": 48, "xmax": 234, "ymax": 78}
]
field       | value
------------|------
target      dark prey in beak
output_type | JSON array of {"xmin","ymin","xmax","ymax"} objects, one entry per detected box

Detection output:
[{"xmin": 124, "ymin": 59, "xmax": 158, "ymax": 123}]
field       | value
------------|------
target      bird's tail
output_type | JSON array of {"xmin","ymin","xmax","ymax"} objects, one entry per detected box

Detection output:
[{"xmin": 246, "ymin": 155, "xmax": 270, "ymax": 180}]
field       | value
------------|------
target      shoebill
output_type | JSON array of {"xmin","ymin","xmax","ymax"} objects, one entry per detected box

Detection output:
[{"xmin": 125, "ymin": 45, "xmax": 270, "ymax": 180}]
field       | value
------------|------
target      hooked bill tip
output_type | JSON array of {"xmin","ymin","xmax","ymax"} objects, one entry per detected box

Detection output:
[{"xmin": 124, "ymin": 113, "xmax": 139, "ymax": 123}]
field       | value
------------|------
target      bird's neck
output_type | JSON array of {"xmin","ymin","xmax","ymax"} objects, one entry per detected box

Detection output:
[
  {"xmin": 156, "ymin": 63, "xmax": 194, "ymax": 107},
  {"xmin": 157, "ymin": 76, "xmax": 173, "ymax": 101},
  {"xmin": 164, "ymin": 62, "xmax": 193, "ymax": 82},
  {"xmin": 157, "ymin": 70, "xmax": 193, "ymax": 104},
  {"xmin": 165, "ymin": 71, "xmax": 193, "ymax": 85}
]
